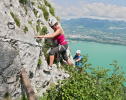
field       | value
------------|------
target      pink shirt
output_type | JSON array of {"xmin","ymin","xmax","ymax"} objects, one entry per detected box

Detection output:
[{"xmin": 54, "ymin": 34, "xmax": 68, "ymax": 45}]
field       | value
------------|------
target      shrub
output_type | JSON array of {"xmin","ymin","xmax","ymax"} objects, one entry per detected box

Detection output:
[
  {"xmin": 42, "ymin": 57, "xmax": 126, "ymax": 100},
  {"xmin": 38, "ymin": 5, "xmax": 49, "ymax": 21},
  {"xmin": 10, "ymin": 12, "xmax": 20, "ymax": 27}
]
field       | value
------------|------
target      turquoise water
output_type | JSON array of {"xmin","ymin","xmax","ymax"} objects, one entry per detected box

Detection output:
[{"xmin": 69, "ymin": 40, "xmax": 126, "ymax": 72}]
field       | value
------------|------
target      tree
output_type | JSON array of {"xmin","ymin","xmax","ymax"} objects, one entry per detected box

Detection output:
[{"xmin": 41, "ymin": 57, "xmax": 126, "ymax": 100}]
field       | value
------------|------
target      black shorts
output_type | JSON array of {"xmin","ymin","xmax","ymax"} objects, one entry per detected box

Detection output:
[{"xmin": 49, "ymin": 44, "xmax": 68, "ymax": 61}]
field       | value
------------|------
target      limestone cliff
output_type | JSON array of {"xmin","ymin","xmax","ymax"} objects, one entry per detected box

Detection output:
[{"xmin": 0, "ymin": 0, "xmax": 71, "ymax": 99}]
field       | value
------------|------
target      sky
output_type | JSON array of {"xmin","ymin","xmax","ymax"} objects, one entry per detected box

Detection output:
[{"xmin": 48, "ymin": 0, "xmax": 126, "ymax": 21}]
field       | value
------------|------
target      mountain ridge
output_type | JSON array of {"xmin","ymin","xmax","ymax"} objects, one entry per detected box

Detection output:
[{"xmin": 61, "ymin": 18, "xmax": 126, "ymax": 46}]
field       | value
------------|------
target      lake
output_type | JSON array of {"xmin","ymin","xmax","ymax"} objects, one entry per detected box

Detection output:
[{"xmin": 69, "ymin": 40, "xmax": 126, "ymax": 73}]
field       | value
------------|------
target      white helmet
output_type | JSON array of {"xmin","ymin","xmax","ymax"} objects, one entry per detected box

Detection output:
[
  {"xmin": 76, "ymin": 50, "xmax": 81, "ymax": 54},
  {"xmin": 48, "ymin": 17, "xmax": 57, "ymax": 27}
]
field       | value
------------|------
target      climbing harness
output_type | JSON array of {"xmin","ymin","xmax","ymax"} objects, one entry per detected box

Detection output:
[{"xmin": 58, "ymin": 44, "xmax": 67, "ymax": 51}]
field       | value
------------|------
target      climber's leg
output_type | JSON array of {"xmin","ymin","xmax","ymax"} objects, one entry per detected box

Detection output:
[
  {"xmin": 49, "ymin": 55, "xmax": 54, "ymax": 67},
  {"xmin": 62, "ymin": 51, "xmax": 73, "ymax": 66},
  {"xmin": 49, "ymin": 46, "xmax": 59, "ymax": 67}
]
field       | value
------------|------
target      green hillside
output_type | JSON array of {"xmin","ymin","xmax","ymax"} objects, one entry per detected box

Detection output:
[{"xmin": 62, "ymin": 18, "xmax": 126, "ymax": 45}]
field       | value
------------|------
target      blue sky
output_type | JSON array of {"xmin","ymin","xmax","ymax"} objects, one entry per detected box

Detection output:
[
  {"xmin": 85, "ymin": 0, "xmax": 126, "ymax": 6},
  {"xmin": 50, "ymin": 0, "xmax": 126, "ymax": 6},
  {"xmin": 49, "ymin": 0, "xmax": 126, "ymax": 21}
]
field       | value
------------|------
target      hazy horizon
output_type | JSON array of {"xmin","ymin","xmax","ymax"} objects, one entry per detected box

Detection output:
[{"xmin": 49, "ymin": 0, "xmax": 126, "ymax": 21}]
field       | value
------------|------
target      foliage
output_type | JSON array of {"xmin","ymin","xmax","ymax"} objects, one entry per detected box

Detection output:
[
  {"xmin": 20, "ymin": 95, "xmax": 28, "ymax": 100},
  {"xmin": 36, "ymin": 20, "xmax": 48, "ymax": 35},
  {"xmin": 40, "ymin": 26, "xmax": 48, "ymax": 35},
  {"xmin": 19, "ymin": 0, "xmax": 28, "ymax": 5},
  {"xmin": 23, "ymin": 26, "xmax": 28, "ymax": 33},
  {"xmin": 42, "ymin": 39, "xmax": 51, "ymax": 64},
  {"xmin": 44, "ymin": 0, "xmax": 55, "ymax": 16},
  {"xmin": 41, "ymin": 57, "xmax": 126, "ymax": 100},
  {"xmin": 33, "ymin": 8, "xmax": 38, "ymax": 17},
  {"xmin": 4, "ymin": 92, "xmax": 12, "ymax": 100},
  {"xmin": 28, "ymin": 20, "xmax": 32, "ymax": 25},
  {"xmin": 38, "ymin": 5, "xmax": 49, "ymax": 21},
  {"xmin": 31, "ymin": 1, "xmax": 35, "ymax": 6},
  {"xmin": 36, "ymin": 21, "xmax": 41, "ymax": 33},
  {"xmin": 37, "ymin": 57, "xmax": 42, "ymax": 69},
  {"xmin": 44, "ymin": 0, "xmax": 51, "ymax": 8},
  {"xmin": 49, "ymin": 7, "xmax": 55, "ymax": 16},
  {"xmin": 10, "ymin": 12, "xmax": 20, "ymax": 27}
]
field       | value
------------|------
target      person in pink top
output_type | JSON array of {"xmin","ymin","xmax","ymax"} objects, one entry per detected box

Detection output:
[{"xmin": 35, "ymin": 17, "xmax": 73, "ymax": 69}]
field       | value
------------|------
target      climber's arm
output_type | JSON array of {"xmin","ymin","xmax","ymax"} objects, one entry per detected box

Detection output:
[{"xmin": 35, "ymin": 28, "xmax": 61, "ymax": 39}]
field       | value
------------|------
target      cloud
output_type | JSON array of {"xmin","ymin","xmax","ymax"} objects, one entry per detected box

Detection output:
[{"xmin": 49, "ymin": 1, "xmax": 126, "ymax": 21}]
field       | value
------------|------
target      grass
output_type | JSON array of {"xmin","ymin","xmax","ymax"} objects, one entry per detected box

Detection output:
[
  {"xmin": 44, "ymin": 0, "xmax": 55, "ymax": 16},
  {"xmin": 31, "ymin": 1, "xmax": 35, "ymax": 5},
  {"xmin": 23, "ymin": 26, "xmax": 28, "ymax": 33},
  {"xmin": 40, "ymin": 26, "xmax": 48, "ymax": 35},
  {"xmin": 49, "ymin": 7, "xmax": 55, "ymax": 16},
  {"xmin": 44, "ymin": 0, "xmax": 51, "ymax": 8},
  {"xmin": 10, "ymin": 12, "xmax": 20, "ymax": 27},
  {"xmin": 3, "ymin": 92, "xmax": 12, "ymax": 100},
  {"xmin": 36, "ymin": 24, "xmax": 41, "ymax": 33},
  {"xmin": 37, "ymin": 57, "xmax": 42, "ymax": 69},
  {"xmin": 38, "ymin": 5, "xmax": 49, "ymax": 21},
  {"xmin": 33, "ymin": 8, "xmax": 38, "ymax": 17},
  {"xmin": 20, "ymin": 94, "xmax": 28, "ymax": 100},
  {"xmin": 42, "ymin": 40, "xmax": 51, "ymax": 64},
  {"xmin": 19, "ymin": 0, "xmax": 28, "ymax": 5},
  {"xmin": 36, "ymin": 21, "xmax": 48, "ymax": 35},
  {"xmin": 28, "ymin": 20, "xmax": 32, "ymax": 25}
]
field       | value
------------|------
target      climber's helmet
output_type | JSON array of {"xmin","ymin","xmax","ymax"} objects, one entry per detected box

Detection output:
[
  {"xmin": 48, "ymin": 17, "xmax": 58, "ymax": 27},
  {"xmin": 76, "ymin": 50, "xmax": 81, "ymax": 54}
]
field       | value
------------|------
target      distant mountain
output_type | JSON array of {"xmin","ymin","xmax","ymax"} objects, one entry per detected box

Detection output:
[{"xmin": 61, "ymin": 18, "xmax": 126, "ymax": 45}]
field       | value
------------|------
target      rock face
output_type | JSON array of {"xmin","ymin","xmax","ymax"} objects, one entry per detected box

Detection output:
[{"xmin": 0, "ymin": 0, "xmax": 71, "ymax": 99}]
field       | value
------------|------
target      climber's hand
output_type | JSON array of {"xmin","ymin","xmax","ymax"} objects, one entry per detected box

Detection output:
[{"xmin": 34, "ymin": 35, "xmax": 44, "ymax": 38}]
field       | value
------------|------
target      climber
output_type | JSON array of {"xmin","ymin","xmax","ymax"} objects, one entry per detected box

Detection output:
[
  {"xmin": 35, "ymin": 16, "xmax": 73, "ymax": 70},
  {"xmin": 73, "ymin": 50, "xmax": 83, "ymax": 67}
]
